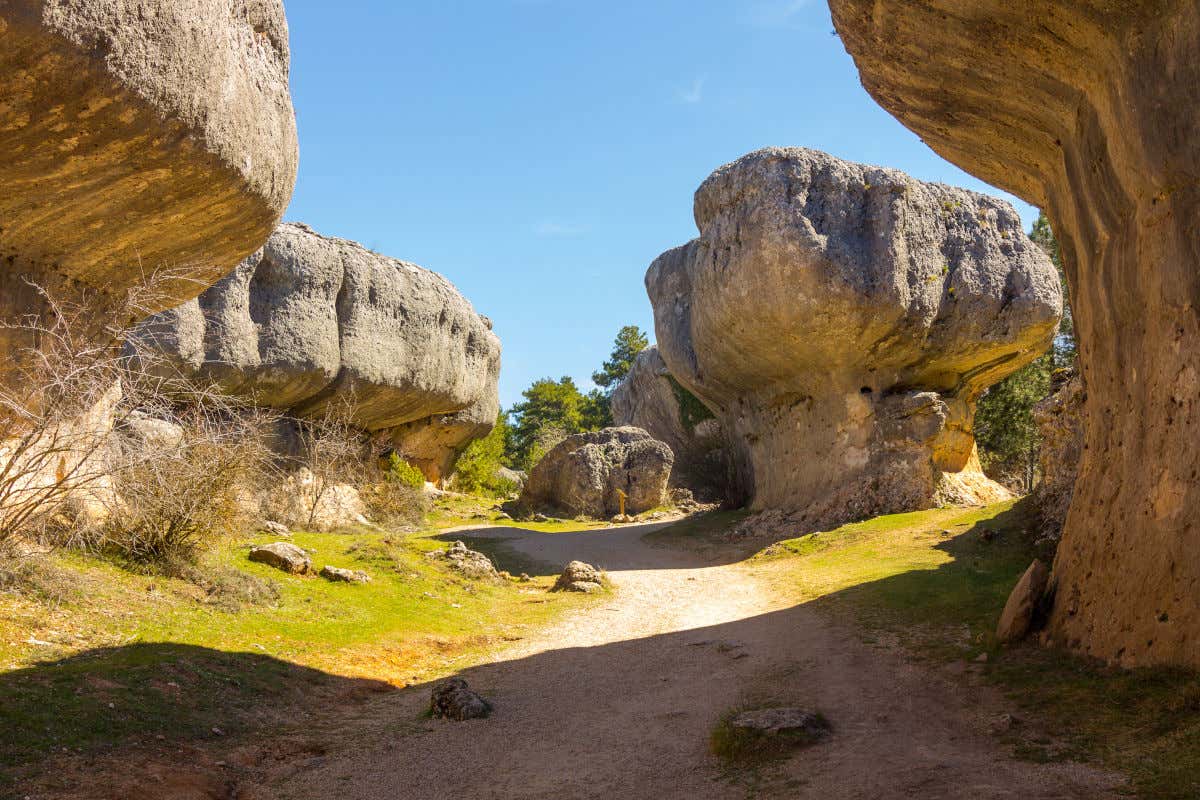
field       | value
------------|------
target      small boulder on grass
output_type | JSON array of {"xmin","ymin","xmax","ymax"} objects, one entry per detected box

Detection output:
[
  {"xmin": 996, "ymin": 559, "xmax": 1050, "ymax": 644},
  {"xmin": 248, "ymin": 542, "xmax": 311, "ymax": 575},
  {"xmin": 430, "ymin": 678, "xmax": 492, "ymax": 721},
  {"xmin": 435, "ymin": 541, "xmax": 500, "ymax": 581},
  {"xmin": 258, "ymin": 520, "xmax": 291, "ymax": 538},
  {"xmin": 713, "ymin": 707, "xmax": 830, "ymax": 762},
  {"xmin": 552, "ymin": 561, "xmax": 603, "ymax": 593},
  {"xmin": 320, "ymin": 565, "xmax": 371, "ymax": 584}
]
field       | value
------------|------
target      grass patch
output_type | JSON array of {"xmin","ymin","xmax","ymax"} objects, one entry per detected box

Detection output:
[
  {"xmin": 0, "ymin": 511, "xmax": 605, "ymax": 779},
  {"xmin": 710, "ymin": 707, "xmax": 830, "ymax": 765},
  {"xmin": 746, "ymin": 497, "xmax": 1200, "ymax": 799}
]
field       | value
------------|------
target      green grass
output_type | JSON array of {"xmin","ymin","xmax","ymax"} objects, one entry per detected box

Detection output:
[
  {"xmin": 0, "ymin": 515, "xmax": 602, "ymax": 779},
  {"xmin": 740, "ymin": 498, "xmax": 1200, "ymax": 799},
  {"xmin": 709, "ymin": 708, "xmax": 830, "ymax": 765}
]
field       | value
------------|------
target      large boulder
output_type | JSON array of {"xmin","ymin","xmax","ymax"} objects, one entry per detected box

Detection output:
[
  {"xmin": 829, "ymin": 2, "xmax": 1200, "ymax": 667},
  {"xmin": 611, "ymin": 347, "xmax": 729, "ymax": 501},
  {"xmin": 519, "ymin": 427, "xmax": 673, "ymax": 518},
  {"xmin": 0, "ymin": 0, "xmax": 298, "ymax": 365},
  {"xmin": 131, "ymin": 223, "xmax": 502, "ymax": 481},
  {"xmin": 646, "ymin": 147, "xmax": 1060, "ymax": 526}
]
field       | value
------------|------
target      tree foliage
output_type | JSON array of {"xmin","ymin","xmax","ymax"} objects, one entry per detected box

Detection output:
[
  {"xmin": 976, "ymin": 213, "xmax": 1074, "ymax": 492},
  {"xmin": 451, "ymin": 412, "xmax": 519, "ymax": 496},
  {"xmin": 591, "ymin": 325, "xmax": 649, "ymax": 389}
]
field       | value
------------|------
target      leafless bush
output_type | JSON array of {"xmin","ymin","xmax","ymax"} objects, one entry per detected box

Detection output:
[
  {"xmin": 292, "ymin": 393, "xmax": 373, "ymax": 530},
  {"xmin": 360, "ymin": 480, "xmax": 428, "ymax": 530}
]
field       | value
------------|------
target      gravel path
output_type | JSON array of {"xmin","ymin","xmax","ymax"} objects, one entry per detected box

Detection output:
[{"xmin": 276, "ymin": 521, "xmax": 1121, "ymax": 800}]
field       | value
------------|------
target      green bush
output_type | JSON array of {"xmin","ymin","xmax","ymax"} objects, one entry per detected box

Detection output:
[
  {"xmin": 384, "ymin": 453, "xmax": 426, "ymax": 489},
  {"xmin": 451, "ymin": 416, "xmax": 519, "ymax": 497}
]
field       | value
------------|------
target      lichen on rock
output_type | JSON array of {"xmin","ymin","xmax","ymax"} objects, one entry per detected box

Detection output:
[{"xmin": 646, "ymin": 147, "xmax": 1061, "ymax": 530}]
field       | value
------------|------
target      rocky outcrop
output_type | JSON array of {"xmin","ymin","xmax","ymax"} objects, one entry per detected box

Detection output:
[
  {"xmin": 519, "ymin": 427, "xmax": 673, "ymax": 518},
  {"xmin": 0, "ymin": 0, "xmax": 298, "ymax": 367},
  {"xmin": 552, "ymin": 561, "xmax": 604, "ymax": 593},
  {"xmin": 1031, "ymin": 371, "xmax": 1084, "ymax": 543},
  {"xmin": 829, "ymin": 1, "xmax": 1200, "ymax": 667},
  {"xmin": 647, "ymin": 148, "xmax": 1060, "ymax": 527},
  {"xmin": 430, "ymin": 678, "xmax": 492, "ymax": 721},
  {"xmin": 997, "ymin": 560, "xmax": 1050, "ymax": 645},
  {"xmin": 611, "ymin": 347, "xmax": 729, "ymax": 501},
  {"xmin": 435, "ymin": 541, "xmax": 500, "ymax": 581},
  {"xmin": 131, "ymin": 223, "xmax": 502, "ymax": 481}
]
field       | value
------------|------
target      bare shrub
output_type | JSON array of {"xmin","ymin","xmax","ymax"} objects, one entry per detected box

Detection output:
[
  {"xmin": 360, "ymin": 479, "xmax": 428, "ymax": 530},
  {"xmin": 291, "ymin": 393, "xmax": 373, "ymax": 530}
]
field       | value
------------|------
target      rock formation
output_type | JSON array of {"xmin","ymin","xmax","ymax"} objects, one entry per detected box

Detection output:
[
  {"xmin": 1031, "ymin": 371, "xmax": 1084, "ymax": 544},
  {"xmin": 0, "ymin": 0, "xmax": 298, "ymax": 367},
  {"xmin": 519, "ymin": 427, "xmax": 673, "ymax": 518},
  {"xmin": 646, "ymin": 147, "xmax": 1060, "ymax": 528},
  {"xmin": 131, "ymin": 223, "xmax": 502, "ymax": 482},
  {"xmin": 611, "ymin": 347, "xmax": 729, "ymax": 501},
  {"xmin": 829, "ymin": 1, "xmax": 1200, "ymax": 667}
]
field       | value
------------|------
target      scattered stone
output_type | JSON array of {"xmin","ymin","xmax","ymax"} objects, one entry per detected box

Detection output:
[
  {"xmin": 990, "ymin": 713, "xmax": 1020, "ymax": 734},
  {"xmin": 996, "ymin": 560, "xmax": 1050, "ymax": 644},
  {"xmin": 979, "ymin": 528, "xmax": 996, "ymax": 543},
  {"xmin": 248, "ymin": 543, "xmax": 312, "ymax": 575},
  {"xmin": 319, "ymin": 565, "xmax": 371, "ymax": 584},
  {"xmin": 533, "ymin": 513, "xmax": 550, "ymax": 523},
  {"xmin": 436, "ymin": 541, "xmax": 500, "ymax": 581},
  {"xmin": 729, "ymin": 708, "xmax": 830, "ymax": 741},
  {"xmin": 612, "ymin": 514, "xmax": 633, "ymax": 524},
  {"xmin": 518, "ymin": 573, "xmax": 531, "ymax": 583},
  {"xmin": 430, "ymin": 678, "xmax": 492, "ymax": 721},
  {"xmin": 259, "ymin": 521, "xmax": 291, "ymax": 538},
  {"xmin": 973, "ymin": 652, "xmax": 989, "ymax": 663},
  {"xmin": 552, "ymin": 561, "xmax": 604, "ymax": 593}
]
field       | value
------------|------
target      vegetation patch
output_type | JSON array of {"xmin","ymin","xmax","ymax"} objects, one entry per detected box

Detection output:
[{"xmin": 710, "ymin": 706, "xmax": 830, "ymax": 765}]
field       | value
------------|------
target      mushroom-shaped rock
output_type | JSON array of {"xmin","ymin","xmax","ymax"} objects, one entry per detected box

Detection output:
[
  {"xmin": 647, "ymin": 147, "xmax": 1061, "ymax": 523},
  {"xmin": 0, "ymin": 0, "xmax": 298, "ymax": 367},
  {"xmin": 519, "ymin": 427, "xmax": 673, "ymax": 518},
  {"xmin": 829, "ymin": 1, "xmax": 1200, "ymax": 667},
  {"xmin": 611, "ymin": 347, "xmax": 729, "ymax": 501},
  {"xmin": 131, "ymin": 223, "xmax": 502, "ymax": 480}
]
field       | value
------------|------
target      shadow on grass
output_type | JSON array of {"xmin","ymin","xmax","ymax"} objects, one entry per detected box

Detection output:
[
  {"xmin": 6, "ymin": 500, "xmax": 1198, "ymax": 800},
  {"xmin": 0, "ymin": 642, "xmax": 393, "ymax": 785}
]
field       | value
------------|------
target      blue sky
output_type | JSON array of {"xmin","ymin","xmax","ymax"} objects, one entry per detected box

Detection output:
[{"xmin": 282, "ymin": 0, "xmax": 1039, "ymax": 409}]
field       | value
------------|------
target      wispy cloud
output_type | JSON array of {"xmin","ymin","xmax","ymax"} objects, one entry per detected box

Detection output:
[
  {"xmin": 533, "ymin": 221, "xmax": 589, "ymax": 238},
  {"xmin": 740, "ymin": 0, "xmax": 814, "ymax": 29},
  {"xmin": 678, "ymin": 76, "xmax": 706, "ymax": 105}
]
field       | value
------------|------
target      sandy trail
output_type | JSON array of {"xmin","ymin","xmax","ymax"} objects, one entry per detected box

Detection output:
[{"xmin": 276, "ymin": 521, "xmax": 1119, "ymax": 800}]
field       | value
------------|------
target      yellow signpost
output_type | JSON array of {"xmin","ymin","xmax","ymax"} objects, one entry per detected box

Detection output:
[{"xmin": 616, "ymin": 488, "xmax": 627, "ymax": 518}]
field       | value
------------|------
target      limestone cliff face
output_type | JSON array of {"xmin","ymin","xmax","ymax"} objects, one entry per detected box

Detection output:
[
  {"xmin": 610, "ymin": 347, "xmax": 729, "ymax": 500},
  {"xmin": 830, "ymin": 1, "xmax": 1200, "ymax": 667},
  {"xmin": 132, "ymin": 223, "xmax": 502, "ymax": 481},
  {"xmin": 0, "ymin": 0, "xmax": 298, "ymax": 363},
  {"xmin": 646, "ymin": 147, "xmax": 1060, "ymax": 528},
  {"xmin": 1032, "ymin": 371, "xmax": 1084, "ymax": 543}
]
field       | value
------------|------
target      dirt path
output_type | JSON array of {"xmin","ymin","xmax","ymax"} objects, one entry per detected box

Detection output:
[{"xmin": 275, "ymin": 521, "xmax": 1120, "ymax": 800}]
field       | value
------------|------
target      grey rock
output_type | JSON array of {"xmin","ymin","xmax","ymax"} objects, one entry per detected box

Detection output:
[
  {"xmin": 248, "ymin": 542, "xmax": 311, "ymax": 575},
  {"xmin": 520, "ymin": 427, "xmax": 673, "ymax": 518},
  {"xmin": 114, "ymin": 412, "xmax": 185, "ymax": 450},
  {"xmin": 646, "ymin": 147, "xmax": 1061, "ymax": 525},
  {"xmin": 438, "ymin": 541, "xmax": 499, "ymax": 581},
  {"xmin": 0, "ymin": 0, "xmax": 298, "ymax": 371},
  {"xmin": 611, "ymin": 347, "xmax": 729, "ymax": 501},
  {"xmin": 552, "ymin": 561, "xmax": 603, "ymax": 593},
  {"xmin": 730, "ymin": 708, "xmax": 830, "ymax": 740},
  {"xmin": 430, "ymin": 678, "xmax": 492, "ymax": 721},
  {"xmin": 1031, "ymin": 371, "xmax": 1083, "ymax": 545},
  {"xmin": 131, "ymin": 223, "xmax": 502, "ymax": 481},
  {"xmin": 258, "ymin": 521, "xmax": 291, "ymax": 538},
  {"xmin": 319, "ymin": 565, "xmax": 371, "ymax": 584}
]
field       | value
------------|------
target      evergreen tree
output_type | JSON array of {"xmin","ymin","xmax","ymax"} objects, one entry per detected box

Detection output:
[
  {"xmin": 591, "ymin": 325, "xmax": 649, "ymax": 389},
  {"xmin": 508, "ymin": 376, "xmax": 588, "ymax": 470}
]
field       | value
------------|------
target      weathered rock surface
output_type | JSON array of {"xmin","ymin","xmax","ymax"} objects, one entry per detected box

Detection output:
[
  {"xmin": 132, "ymin": 223, "xmax": 501, "ymax": 481},
  {"xmin": 552, "ymin": 561, "xmax": 603, "ymax": 593},
  {"xmin": 430, "ymin": 678, "xmax": 492, "ymax": 721},
  {"xmin": 611, "ymin": 347, "xmax": 729, "ymax": 501},
  {"xmin": 829, "ymin": 1, "xmax": 1200, "ymax": 667},
  {"xmin": 647, "ymin": 148, "xmax": 1059, "ymax": 526},
  {"xmin": 435, "ymin": 541, "xmax": 499, "ymax": 581},
  {"xmin": 248, "ymin": 542, "xmax": 311, "ymax": 575},
  {"xmin": 519, "ymin": 427, "xmax": 673, "ymax": 518},
  {"xmin": 1031, "ymin": 371, "xmax": 1083, "ymax": 544},
  {"xmin": 259, "ymin": 467, "xmax": 368, "ymax": 532},
  {"xmin": 319, "ymin": 565, "xmax": 371, "ymax": 584},
  {"xmin": 258, "ymin": 520, "xmax": 291, "ymax": 539},
  {"xmin": 997, "ymin": 560, "xmax": 1050, "ymax": 645},
  {"xmin": 0, "ymin": 0, "xmax": 298, "ymax": 364}
]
